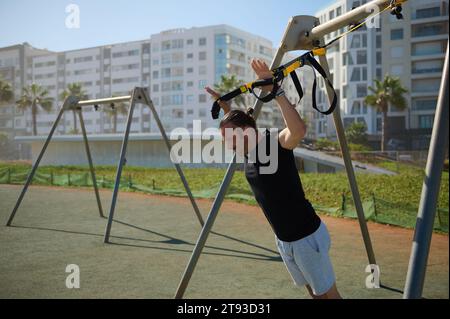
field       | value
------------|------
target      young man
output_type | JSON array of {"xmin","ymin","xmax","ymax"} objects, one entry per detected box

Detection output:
[{"xmin": 205, "ymin": 59, "xmax": 341, "ymax": 299}]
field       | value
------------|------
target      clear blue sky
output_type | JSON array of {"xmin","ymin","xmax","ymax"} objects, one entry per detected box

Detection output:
[{"xmin": 1, "ymin": 0, "xmax": 334, "ymax": 51}]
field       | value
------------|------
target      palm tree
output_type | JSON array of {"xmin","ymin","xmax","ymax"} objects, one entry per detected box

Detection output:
[
  {"xmin": 104, "ymin": 97, "xmax": 129, "ymax": 133},
  {"xmin": 365, "ymin": 75, "xmax": 408, "ymax": 152},
  {"xmin": 16, "ymin": 83, "xmax": 53, "ymax": 136},
  {"xmin": 60, "ymin": 83, "xmax": 88, "ymax": 134},
  {"xmin": 0, "ymin": 77, "xmax": 14, "ymax": 105},
  {"xmin": 214, "ymin": 75, "xmax": 246, "ymax": 108}
]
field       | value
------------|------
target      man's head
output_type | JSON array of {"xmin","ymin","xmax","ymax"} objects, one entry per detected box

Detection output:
[{"xmin": 219, "ymin": 110, "xmax": 257, "ymax": 154}]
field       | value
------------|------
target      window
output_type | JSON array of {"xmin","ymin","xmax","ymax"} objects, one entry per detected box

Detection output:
[
  {"xmin": 356, "ymin": 50, "xmax": 367, "ymax": 64},
  {"xmin": 199, "ymin": 94, "xmax": 207, "ymax": 103},
  {"xmin": 362, "ymin": 67, "xmax": 367, "ymax": 81},
  {"xmin": 413, "ymin": 99, "xmax": 437, "ymax": 111},
  {"xmin": 351, "ymin": 67, "xmax": 361, "ymax": 81},
  {"xmin": 376, "ymin": 52, "xmax": 382, "ymax": 65},
  {"xmin": 199, "ymin": 109, "xmax": 207, "ymax": 117},
  {"xmin": 187, "ymin": 81, "xmax": 194, "ymax": 88},
  {"xmin": 162, "ymin": 68, "xmax": 171, "ymax": 78},
  {"xmin": 357, "ymin": 84, "xmax": 367, "ymax": 98},
  {"xmin": 412, "ymin": 41, "xmax": 445, "ymax": 56},
  {"xmin": 152, "ymin": 84, "xmax": 159, "ymax": 92},
  {"xmin": 199, "ymin": 38, "xmax": 207, "ymax": 46},
  {"xmin": 187, "ymin": 53, "xmax": 194, "ymax": 59},
  {"xmin": 350, "ymin": 35, "xmax": 361, "ymax": 48},
  {"xmin": 187, "ymin": 39, "xmax": 194, "ymax": 45},
  {"xmin": 343, "ymin": 52, "xmax": 353, "ymax": 66},
  {"xmin": 361, "ymin": 34, "xmax": 367, "ymax": 48},
  {"xmin": 199, "ymin": 52, "xmax": 207, "ymax": 61},
  {"xmin": 419, "ymin": 115, "xmax": 434, "ymax": 129},
  {"xmin": 329, "ymin": 10, "xmax": 335, "ymax": 20},
  {"xmin": 186, "ymin": 95, "xmax": 194, "ymax": 103},
  {"xmin": 152, "ymin": 71, "xmax": 159, "ymax": 79},
  {"xmin": 187, "ymin": 67, "xmax": 194, "ymax": 74},
  {"xmin": 171, "ymin": 39, "xmax": 184, "ymax": 49},
  {"xmin": 199, "ymin": 80, "xmax": 207, "ymax": 89},
  {"xmin": 415, "ymin": 7, "xmax": 441, "ymax": 19},
  {"xmin": 376, "ymin": 35, "xmax": 382, "ymax": 48},
  {"xmin": 412, "ymin": 22, "xmax": 447, "ymax": 37},
  {"xmin": 391, "ymin": 29, "xmax": 404, "ymax": 40},
  {"xmin": 351, "ymin": 101, "xmax": 361, "ymax": 114}
]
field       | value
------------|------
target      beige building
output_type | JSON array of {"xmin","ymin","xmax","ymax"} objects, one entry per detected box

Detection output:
[
  {"xmin": 381, "ymin": 0, "xmax": 448, "ymax": 149},
  {"xmin": 315, "ymin": 0, "xmax": 448, "ymax": 150}
]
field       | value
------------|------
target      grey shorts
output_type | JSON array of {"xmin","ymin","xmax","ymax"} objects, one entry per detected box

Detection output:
[{"xmin": 276, "ymin": 221, "xmax": 336, "ymax": 296}]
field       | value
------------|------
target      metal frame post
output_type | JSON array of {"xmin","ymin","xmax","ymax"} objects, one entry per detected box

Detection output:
[
  {"xmin": 403, "ymin": 42, "xmax": 449, "ymax": 299},
  {"xmin": 103, "ymin": 89, "xmax": 139, "ymax": 243},
  {"xmin": 6, "ymin": 106, "xmax": 66, "ymax": 226},
  {"xmin": 78, "ymin": 109, "xmax": 105, "ymax": 218},
  {"xmin": 174, "ymin": 39, "xmax": 287, "ymax": 300},
  {"xmin": 6, "ymin": 94, "xmax": 116, "ymax": 226},
  {"xmin": 142, "ymin": 90, "xmax": 204, "ymax": 227},
  {"xmin": 103, "ymin": 88, "xmax": 205, "ymax": 243},
  {"xmin": 317, "ymin": 55, "xmax": 377, "ymax": 266}
]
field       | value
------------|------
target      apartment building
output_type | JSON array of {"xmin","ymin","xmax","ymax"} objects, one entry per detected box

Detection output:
[
  {"xmin": 1, "ymin": 25, "xmax": 278, "ymax": 146},
  {"xmin": 382, "ymin": 0, "xmax": 449, "ymax": 149},
  {"xmin": 314, "ymin": 0, "xmax": 448, "ymax": 149},
  {"xmin": 315, "ymin": 0, "xmax": 384, "ymax": 142},
  {"xmin": 0, "ymin": 43, "xmax": 52, "ymax": 157}
]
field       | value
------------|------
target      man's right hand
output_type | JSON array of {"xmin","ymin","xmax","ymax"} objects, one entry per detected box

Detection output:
[{"xmin": 205, "ymin": 86, "xmax": 231, "ymax": 114}]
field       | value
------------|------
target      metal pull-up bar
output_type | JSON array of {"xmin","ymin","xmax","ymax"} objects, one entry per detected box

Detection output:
[
  {"xmin": 309, "ymin": 0, "xmax": 402, "ymax": 40},
  {"xmin": 77, "ymin": 95, "xmax": 132, "ymax": 107}
]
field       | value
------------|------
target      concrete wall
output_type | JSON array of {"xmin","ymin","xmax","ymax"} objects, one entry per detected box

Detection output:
[{"xmin": 27, "ymin": 136, "xmax": 231, "ymax": 169}]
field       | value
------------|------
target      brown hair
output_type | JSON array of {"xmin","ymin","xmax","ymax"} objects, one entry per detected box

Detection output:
[{"xmin": 219, "ymin": 110, "xmax": 257, "ymax": 130}]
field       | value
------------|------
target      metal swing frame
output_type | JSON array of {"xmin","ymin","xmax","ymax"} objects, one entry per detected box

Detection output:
[{"xmin": 6, "ymin": 87, "xmax": 205, "ymax": 243}]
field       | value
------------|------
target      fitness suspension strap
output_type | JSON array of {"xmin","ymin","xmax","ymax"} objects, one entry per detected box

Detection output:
[{"xmin": 211, "ymin": 50, "xmax": 337, "ymax": 120}]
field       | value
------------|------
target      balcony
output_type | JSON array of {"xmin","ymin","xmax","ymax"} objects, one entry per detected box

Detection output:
[
  {"xmin": 412, "ymin": 67, "xmax": 443, "ymax": 75},
  {"xmin": 411, "ymin": 6, "xmax": 448, "ymax": 22}
]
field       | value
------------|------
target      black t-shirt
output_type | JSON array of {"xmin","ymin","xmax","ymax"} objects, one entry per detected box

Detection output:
[{"xmin": 244, "ymin": 130, "xmax": 321, "ymax": 242}]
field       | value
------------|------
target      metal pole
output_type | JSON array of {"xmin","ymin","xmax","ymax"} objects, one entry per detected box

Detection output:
[
  {"xmin": 318, "ymin": 55, "xmax": 377, "ymax": 267},
  {"xmin": 77, "ymin": 95, "xmax": 132, "ymax": 107},
  {"xmin": 174, "ymin": 48, "xmax": 287, "ymax": 299},
  {"xmin": 142, "ymin": 91, "xmax": 204, "ymax": 226},
  {"xmin": 309, "ymin": 0, "xmax": 394, "ymax": 41},
  {"xmin": 103, "ymin": 90, "xmax": 139, "ymax": 243},
  {"xmin": 6, "ymin": 106, "xmax": 66, "ymax": 226},
  {"xmin": 404, "ymin": 42, "xmax": 449, "ymax": 299},
  {"xmin": 78, "ymin": 109, "xmax": 105, "ymax": 218}
]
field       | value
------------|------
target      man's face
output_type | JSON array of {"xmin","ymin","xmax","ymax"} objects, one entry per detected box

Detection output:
[{"xmin": 220, "ymin": 124, "xmax": 255, "ymax": 155}]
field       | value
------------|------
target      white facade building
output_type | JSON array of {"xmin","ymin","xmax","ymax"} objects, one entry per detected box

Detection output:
[
  {"xmin": 1, "ymin": 25, "xmax": 278, "ymax": 144},
  {"xmin": 314, "ymin": 0, "xmax": 448, "ymax": 149}
]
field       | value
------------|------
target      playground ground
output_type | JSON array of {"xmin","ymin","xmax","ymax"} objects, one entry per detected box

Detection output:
[{"xmin": 0, "ymin": 184, "xmax": 448, "ymax": 299}]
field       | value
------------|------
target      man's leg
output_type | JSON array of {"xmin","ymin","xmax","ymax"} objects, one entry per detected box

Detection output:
[{"xmin": 306, "ymin": 284, "xmax": 342, "ymax": 299}]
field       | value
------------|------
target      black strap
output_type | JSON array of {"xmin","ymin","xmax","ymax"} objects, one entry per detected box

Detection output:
[
  {"xmin": 306, "ymin": 53, "xmax": 337, "ymax": 116},
  {"xmin": 211, "ymin": 88, "xmax": 243, "ymax": 120},
  {"xmin": 290, "ymin": 71, "xmax": 304, "ymax": 103},
  {"xmin": 250, "ymin": 79, "xmax": 279, "ymax": 103}
]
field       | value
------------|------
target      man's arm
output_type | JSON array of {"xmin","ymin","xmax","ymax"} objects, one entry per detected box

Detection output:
[
  {"xmin": 250, "ymin": 59, "xmax": 306, "ymax": 150},
  {"xmin": 205, "ymin": 86, "xmax": 231, "ymax": 115},
  {"xmin": 276, "ymin": 94, "xmax": 307, "ymax": 150}
]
